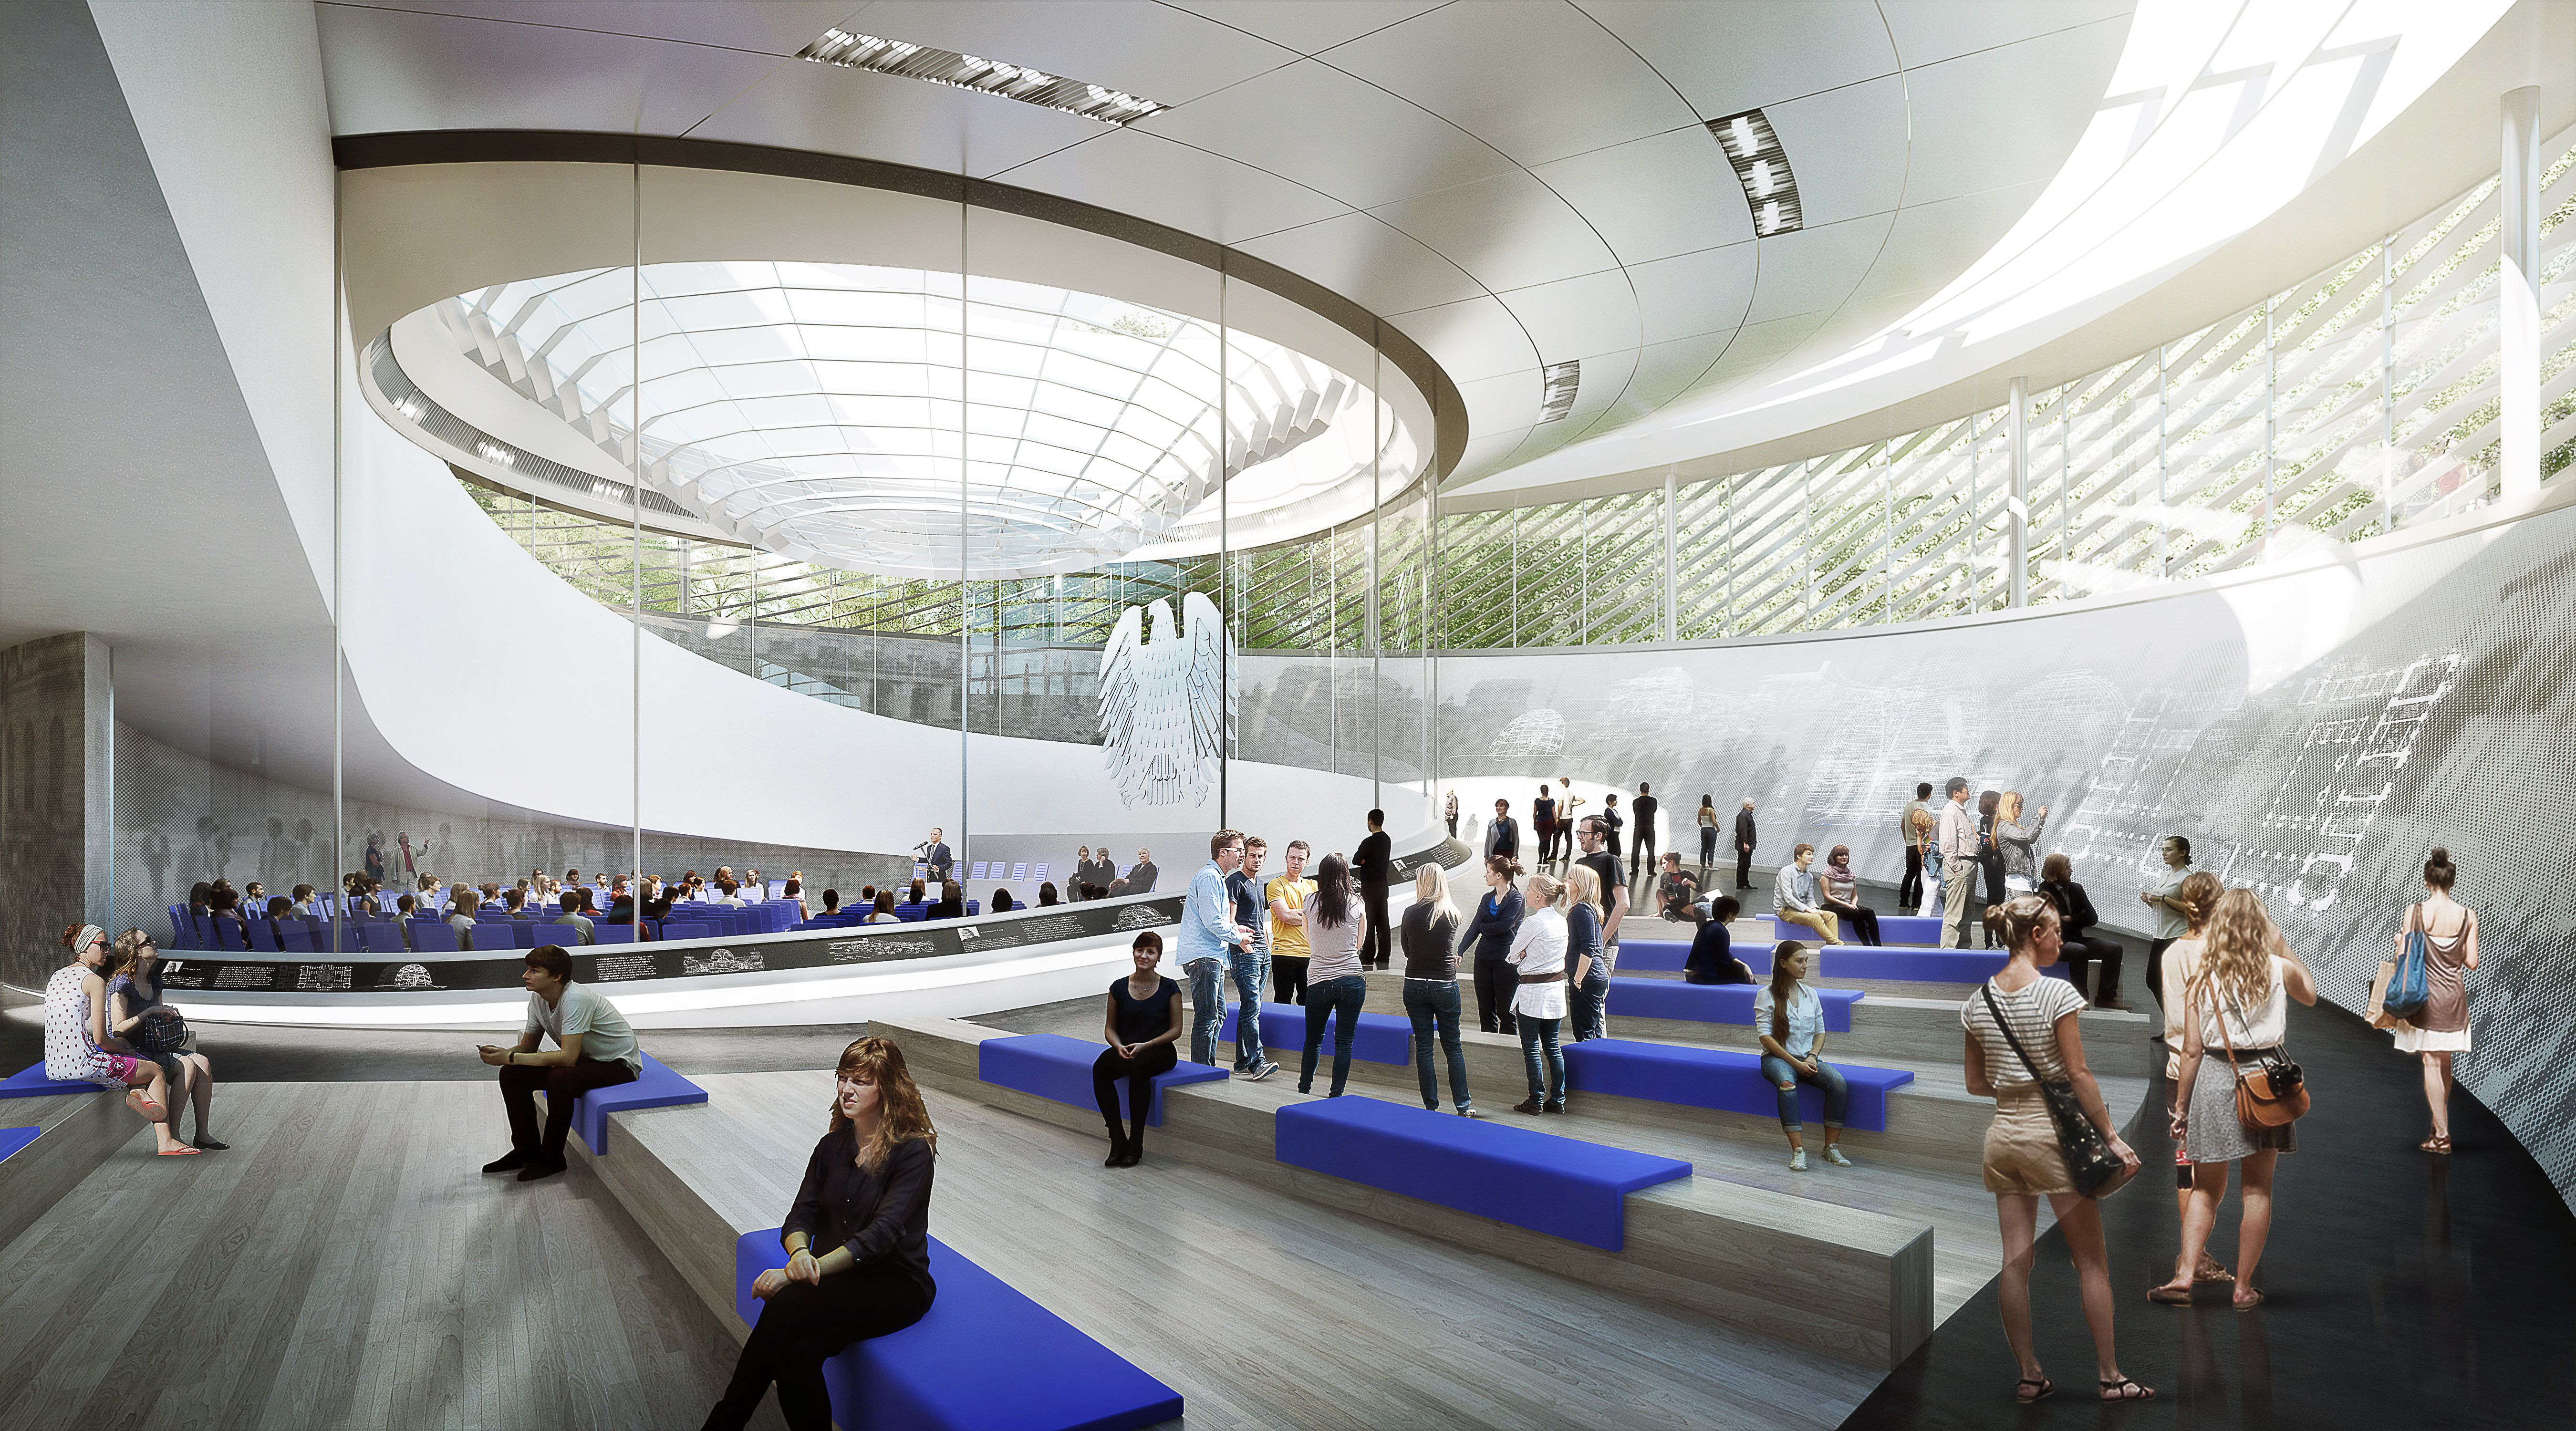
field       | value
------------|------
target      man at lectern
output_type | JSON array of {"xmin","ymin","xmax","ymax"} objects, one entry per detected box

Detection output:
[{"xmin": 922, "ymin": 828, "xmax": 954, "ymax": 883}]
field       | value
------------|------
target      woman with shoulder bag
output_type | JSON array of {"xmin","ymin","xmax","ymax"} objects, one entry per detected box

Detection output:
[
  {"xmin": 107, "ymin": 930, "xmax": 223, "ymax": 1150},
  {"xmin": 2149, "ymin": 889, "xmax": 2316, "ymax": 1311},
  {"xmin": 1959, "ymin": 895, "xmax": 2148, "ymax": 1405},
  {"xmin": 2372, "ymin": 847, "xmax": 2477, "ymax": 1153}
]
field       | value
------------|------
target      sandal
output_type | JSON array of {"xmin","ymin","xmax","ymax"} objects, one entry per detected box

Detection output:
[
  {"xmin": 2193, "ymin": 1258, "xmax": 2235, "ymax": 1283},
  {"xmin": 2099, "ymin": 1377, "xmax": 2155, "ymax": 1402},
  {"xmin": 2420, "ymin": 1135, "xmax": 2451, "ymax": 1154},
  {"xmin": 156, "ymin": 1145, "xmax": 202, "ymax": 1156},
  {"xmin": 2015, "ymin": 1377, "xmax": 2054, "ymax": 1404},
  {"xmin": 2145, "ymin": 1284, "xmax": 2194, "ymax": 1306},
  {"xmin": 2233, "ymin": 1289, "xmax": 2265, "ymax": 1311},
  {"xmin": 124, "ymin": 1091, "xmax": 163, "ymax": 1118}
]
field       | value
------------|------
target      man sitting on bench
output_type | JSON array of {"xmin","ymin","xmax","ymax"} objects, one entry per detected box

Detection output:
[{"xmin": 476, "ymin": 945, "xmax": 641, "ymax": 1182}]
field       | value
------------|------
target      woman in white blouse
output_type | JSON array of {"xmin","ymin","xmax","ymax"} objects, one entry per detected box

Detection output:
[
  {"xmin": 2152, "ymin": 888, "xmax": 2316, "ymax": 1312},
  {"xmin": 1504, "ymin": 873, "xmax": 1569, "ymax": 1115},
  {"xmin": 1755, "ymin": 943, "xmax": 1851, "ymax": 1171},
  {"xmin": 1961, "ymin": 894, "xmax": 2147, "ymax": 1405}
]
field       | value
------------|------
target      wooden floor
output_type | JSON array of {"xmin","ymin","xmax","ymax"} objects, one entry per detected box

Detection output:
[
  {"xmin": 0, "ymin": 1082, "xmax": 779, "ymax": 1431},
  {"xmin": 695, "ymin": 1069, "xmax": 1885, "ymax": 1429}
]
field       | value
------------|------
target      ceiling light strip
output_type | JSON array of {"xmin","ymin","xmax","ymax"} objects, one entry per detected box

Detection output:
[
  {"xmin": 1537, "ymin": 361, "xmax": 1581, "ymax": 424},
  {"xmin": 1708, "ymin": 108, "xmax": 1803, "ymax": 237},
  {"xmin": 797, "ymin": 29, "xmax": 1167, "ymax": 126}
]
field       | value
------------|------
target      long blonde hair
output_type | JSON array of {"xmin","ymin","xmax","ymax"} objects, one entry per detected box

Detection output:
[
  {"xmin": 1565, "ymin": 864, "xmax": 1603, "ymax": 919},
  {"xmin": 1412, "ymin": 863, "xmax": 1458, "ymax": 925},
  {"xmin": 2197, "ymin": 888, "xmax": 2278, "ymax": 1012},
  {"xmin": 1524, "ymin": 872, "xmax": 1565, "ymax": 912},
  {"xmin": 1998, "ymin": 791, "xmax": 2024, "ymax": 824},
  {"xmin": 829, "ymin": 1037, "xmax": 938, "ymax": 1172}
]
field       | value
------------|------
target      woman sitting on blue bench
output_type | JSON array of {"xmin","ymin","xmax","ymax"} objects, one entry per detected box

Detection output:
[
  {"xmin": 706, "ymin": 1037, "xmax": 939, "ymax": 1431},
  {"xmin": 1093, "ymin": 931, "xmax": 1184, "ymax": 1168},
  {"xmin": 1756, "ymin": 944, "xmax": 1853, "ymax": 1171}
]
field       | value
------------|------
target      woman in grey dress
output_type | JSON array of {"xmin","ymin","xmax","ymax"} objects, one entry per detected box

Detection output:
[{"xmin": 1994, "ymin": 792, "xmax": 2048, "ymax": 892}]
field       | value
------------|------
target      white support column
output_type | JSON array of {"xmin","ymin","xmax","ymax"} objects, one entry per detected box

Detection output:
[
  {"xmin": 2006, "ymin": 375, "xmax": 2028, "ymax": 607},
  {"xmin": 2380, "ymin": 235, "xmax": 2396, "ymax": 534},
  {"xmin": 1662, "ymin": 469, "xmax": 1677, "ymax": 643},
  {"xmin": 2500, "ymin": 85, "xmax": 2543, "ymax": 500}
]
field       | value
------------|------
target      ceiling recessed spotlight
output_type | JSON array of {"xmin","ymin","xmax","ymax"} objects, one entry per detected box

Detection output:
[
  {"xmin": 1537, "ymin": 361, "xmax": 1580, "ymax": 424},
  {"xmin": 1708, "ymin": 108, "xmax": 1802, "ymax": 236},
  {"xmin": 796, "ymin": 28, "xmax": 1169, "ymax": 126}
]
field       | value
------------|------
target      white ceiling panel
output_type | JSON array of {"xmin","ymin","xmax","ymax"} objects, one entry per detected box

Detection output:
[
  {"xmin": 1385, "ymin": 295, "xmax": 1539, "ymax": 385},
  {"xmin": 1496, "ymin": 268, "xmax": 1640, "ymax": 362},
  {"xmin": 689, "ymin": 55, "xmax": 1105, "ymax": 178},
  {"xmin": 1741, "ymin": 211, "xmax": 1893, "ymax": 326},
  {"xmin": 322, "ymin": 0, "xmax": 869, "ymax": 56},
  {"xmin": 1763, "ymin": 74, "xmax": 1909, "ymax": 229},
  {"xmin": 1900, "ymin": 23, "xmax": 2127, "ymax": 208},
  {"xmin": 849, "ymin": 0, "xmax": 1294, "ymax": 107},
  {"xmin": 1367, "ymin": 169, "xmax": 1618, "ymax": 294},
  {"xmin": 1529, "ymin": 124, "xmax": 1752, "ymax": 266},
  {"xmin": 1143, "ymin": 60, "xmax": 1520, "ymax": 211},
  {"xmin": 1323, "ymin": 1, "xmax": 1701, "ymax": 167},
  {"xmin": 1684, "ymin": 309, "xmax": 1827, "ymax": 393},
  {"xmin": 1573, "ymin": 0, "xmax": 1895, "ymax": 121},
  {"xmin": 1880, "ymin": 0, "xmax": 2133, "ymax": 68},
  {"xmin": 1449, "ymin": 425, "xmax": 1534, "ymax": 484},
  {"xmin": 1628, "ymin": 242, "xmax": 1757, "ymax": 345},
  {"xmin": 1839, "ymin": 181, "xmax": 2047, "ymax": 316},
  {"xmin": 1457, "ymin": 366, "xmax": 1547, "ymax": 436},
  {"xmin": 1589, "ymin": 330, "xmax": 1729, "ymax": 428},
  {"xmin": 1236, "ymin": 209, "xmax": 1486, "ymax": 313},
  {"xmin": 317, "ymin": 3, "xmax": 788, "ymax": 136},
  {"xmin": 989, "ymin": 129, "xmax": 1351, "ymax": 243},
  {"xmin": 1162, "ymin": 1, "xmax": 1449, "ymax": 58}
]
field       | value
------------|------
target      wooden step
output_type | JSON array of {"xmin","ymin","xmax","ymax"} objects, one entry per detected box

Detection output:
[{"xmin": 0, "ymin": 1089, "xmax": 143, "ymax": 1251}]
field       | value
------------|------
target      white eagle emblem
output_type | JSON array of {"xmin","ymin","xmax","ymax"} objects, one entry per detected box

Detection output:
[{"xmin": 1098, "ymin": 592, "xmax": 1235, "ymax": 809}]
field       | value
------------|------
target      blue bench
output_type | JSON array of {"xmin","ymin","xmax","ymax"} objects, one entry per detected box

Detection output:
[
  {"xmin": 1222, "ymin": 1001, "xmax": 1410, "ymax": 1065},
  {"xmin": 734, "ymin": 1229, "xmax": 1183, "ymax": 1431},
  {"xmin": 977, "ymin": 1034, "xmax": 1227, "ymax": 1127},
  {"xmin": 1, "ymin": 1063, "xmax": 104, "ymax": 1099},
  {"xmin": 1274, "ymin": 1096, "xmax": 1691, "ymax": 1251},
  {"xmin": 0, "ymin": 1125, "xmax": 40, "ymax": 1164},
  {"xmin": 1620, "ymin": 939, "xmax": 2054, "ymax": 987},
  {"xmin": 569, "ymin": 1054, "xmax": 708, "ymax": 1156},
  {"xmin": 1562, "ymin": 1040, "xmax": 1915, "ymax": 1131},
  {"xmin": 1769, "ymin": 913, "xmax": 1946, "ymax": 946},
  {"xmin": 1605, "ymin": 979, "xmax": 1864, "ymax": 1031}
]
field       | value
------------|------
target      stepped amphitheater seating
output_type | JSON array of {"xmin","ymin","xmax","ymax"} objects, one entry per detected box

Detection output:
[
  {"xmin": 978, "ymin": 1033, "xmax": 1228, "ymax": 1126},
  {"xmin": 1222, "ymin": 1001, "xmax": 1412, "ymax": 1065},
  {"xmin": 1560, "ymin": 1040, "xmax": 1915, "ymax": 1130}
]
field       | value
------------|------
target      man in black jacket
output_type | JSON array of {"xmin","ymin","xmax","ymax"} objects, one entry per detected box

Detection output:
[
  {"xmin": 1734, "ymin": 798, "xmax": 1758, "ymax": 890},
  {"xmin": 1630, "ymin": 782, "xmax": 1659, "ymax": 874},
  {"xmin": 1355, "ymin": 809, "xmax": 1393, "ymax": 970}
]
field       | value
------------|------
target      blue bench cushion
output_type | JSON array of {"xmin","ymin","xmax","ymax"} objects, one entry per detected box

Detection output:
[
  {"xmin": 735, "ymin": 1229, "xmax": 1183, "ymax": 1431},
  {"xmin": 1275, "ymin": 1096, "xmax": 1690, "ymax": 1251},
  {"xmin": 1223, "ymin": 1001, "xmax": 1411, "ymax": 1065},
  {"xmin": 1768, "ymin": 913, "xmax": 1946, "ymax": 946},
  {"xmin": 1, "ymin": 1063, "xmax": 104, "ymax": 1099},
  {"xmin": 0, "ymin": 1125, "xmax": 40, "ymax": 1164},
  {"xmin": 977, "ymin": 1034, "xmax": 1226, "ymax": 1128},
  {"xmin": 1604, "ymin": 979, "xmax": 1863, "ymax": 1031},
  {"xmin": 570, "ymin": 1054, "xmax": 708, "ymax": 1156},
  {"xmin": 1562, "ymin": 1039, "xmax": 1915, "ymax": 1132}
]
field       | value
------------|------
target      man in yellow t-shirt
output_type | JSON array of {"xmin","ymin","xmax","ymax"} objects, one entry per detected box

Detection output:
[{"xmin": 1265, "ymin": 840, "xmax": 1316, "ymax": 1006}]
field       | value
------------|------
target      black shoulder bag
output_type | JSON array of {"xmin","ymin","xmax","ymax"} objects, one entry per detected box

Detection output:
[{"xmin": 1981, "ymin": 984, "xmax": 2134, "ymax": 1199}]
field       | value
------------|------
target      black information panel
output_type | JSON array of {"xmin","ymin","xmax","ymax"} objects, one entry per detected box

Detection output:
[{"xmin": 155, "ymin": 894, "xmax": 1188, "ymax": 996}]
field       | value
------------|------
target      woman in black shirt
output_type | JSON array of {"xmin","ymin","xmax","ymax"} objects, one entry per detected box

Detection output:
[
  {"xmin": 930, "ymin": 881, "xmax": 964, "ymax": 920},
  {"xmin": 1683, "ymin": 898, "xmax": 1756, "ymax": 984},
  {"xmin": 1400, "ymin": 863, "xmax": 1477, "ymax": 1117},
  {"xmin": 1093, "ymin": 931, "xmax": 1184, "ymax": 1168},
  {"xmin": 2038, "ymin": 853, "xmax": 2126, "ymax": 1009},
  {"xmin": 705, "ymin": 1037, "xmax": 937, "ymax": 1431}
]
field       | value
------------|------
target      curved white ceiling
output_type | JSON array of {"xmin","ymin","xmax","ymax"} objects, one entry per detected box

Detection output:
[{"xmin": 313, "ymin": 0, "xmax": 2135, "ymax": 489}]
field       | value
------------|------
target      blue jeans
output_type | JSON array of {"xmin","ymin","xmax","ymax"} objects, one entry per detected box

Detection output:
[
  {"xmin": 1517, "ymin": 1016, "xmax": 1565, "ymax": 1107},
  {"xmin": 1402, "ymin": 979, "xmax": 1472, "ymax": 1110},
  {"xmin": 1299, "ymin": 975, "xmax": 1367, "ymax": 1096},
  {"xmin": 1759, "ymin": 1053, "xmax": 1849, "ymax": 1132},
  {"xmin": 1230, "ymin": 945, "xmax": 1271, "ymax": 1071},
  {"xmin": 1569, "ymin": 954, "xmax": 1611, "ymax": 1041},
  {"xmin": 1184, "ymin": 959, "xmax": 1226, "ymax": 1066}
]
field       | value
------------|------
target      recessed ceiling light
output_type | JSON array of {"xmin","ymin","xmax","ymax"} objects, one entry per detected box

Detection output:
[
  {"xmin": 1537, "ymin": 361, "xmax": 1580, "ymax": 424},
  {"xmin": 1708, "ymin": 108, "xmax": 1802, "ymax": 236},
  {"xmin": 796, "ymin": 28, "xmax": 1168, "ymax": 126}
]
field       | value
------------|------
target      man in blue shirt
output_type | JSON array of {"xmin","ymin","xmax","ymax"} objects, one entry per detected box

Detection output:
[
  {"xmin": 1179, "ymin": 830, "xmax": 1251, "ymax": 1066},
  {"xmin": 1227, "ymin": 837, "xmax": 1280, "ymax": 1080}
]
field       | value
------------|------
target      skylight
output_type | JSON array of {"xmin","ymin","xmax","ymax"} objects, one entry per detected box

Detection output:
[{"xmin": 795, "ymin": 29, "xmax": 1168, "ymax": 126}]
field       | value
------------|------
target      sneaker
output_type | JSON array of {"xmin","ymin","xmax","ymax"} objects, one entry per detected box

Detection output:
[
  {"xmin": 1823, "ymin": 1147, "xmax": 1854, "ymax": 1168},
  {"xmin": 1247, "ymin": 1062, "xmax": 1279, "ymax": 1082},
  {"xmin": 1542, "ymin": 1102, "xmax": 1565, "ymax": 1115},
  {"xmin": 1512, "ymin": 1098, "xmax": 1545, "ymax": 1116},
  {"xmin": 1456, "ymin": 1107, "xmax": 1483, "ymax": 1119},
  {"xmin": 1789, "ymin": 1148, "xmax": 1808, "ymax": 1172},
  {"xmin": 481, "ymin": 1149, "xmax": 533, "ymax": 1173}
]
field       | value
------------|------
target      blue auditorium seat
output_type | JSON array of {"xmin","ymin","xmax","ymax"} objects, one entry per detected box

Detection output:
[
  {"xmin": 167, "ymin": 906, "xmax": 191, "ymax": 949},
  {"xmin": 1274, "ymin": 1096, "xmax": 1691, "ymax": 1251},
  {"xmin": 243, "ymin": 918, "xmax": 280, "ymax": 953},
  {"xmin": 734, "ymin": 1231, "xmax": 1182, "ymax": 1431},
  {"xmin": 1769, "ymin": 913, "xmax": 1947, "ymax": 946},
  {"xmin": 276, "ymin": 922, "xmax": 316, "ymax": 954},
  {"xmin": 1561, "ymin": 1040, "xmax": 1915, "ymax": 1130},
  {"xmin": 977, "ymin": 1034, "xmax": 1226, "ymax": 1127},
  {"xmin": 359, "ymin": 923, "xmax": 408, "ymax": 955},
  {"xmin": 1222, "ymin": 1002, "xmax": 1410, "ymax": 1064},
  {"xmin": 511, "ymin": 921, "xmax": 540, "ymax": 949},
  {"xmin": 1604, "ymin": 979, "xmax": 1863, "ymax": 1031},
  {"xmin": 566, "ymin": 1053, "xmax": 706, "ymax": 1156},
  {"xmin": 411, "ymin": 921, "xmax": 459, "ymax": 953},
  {"xmin": 592, "ymin": 923, "xmax": 636, "ymax": 944},
  {"xmin": 660, "ymin": 922, "xmax": 716, "ymax": 942}
]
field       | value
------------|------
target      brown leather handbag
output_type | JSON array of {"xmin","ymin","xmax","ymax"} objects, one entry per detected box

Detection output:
[{"xmin": 2209, "ymin": 977, "xmax": 2308, "ymax": 1130}]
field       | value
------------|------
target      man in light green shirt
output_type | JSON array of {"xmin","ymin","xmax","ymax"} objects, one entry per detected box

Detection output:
[{"xmin": 475, "ymin": 944, "xmax": 641, "ymax": 1181}]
